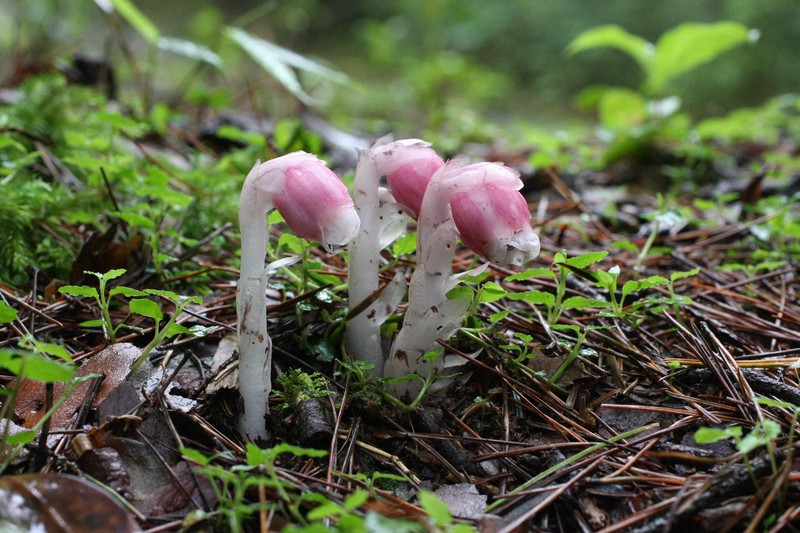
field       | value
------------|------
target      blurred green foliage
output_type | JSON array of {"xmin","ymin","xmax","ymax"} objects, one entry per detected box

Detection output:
[{"xmin": 2, "ymin": 0, "xmax": 798, "ymax": 133}]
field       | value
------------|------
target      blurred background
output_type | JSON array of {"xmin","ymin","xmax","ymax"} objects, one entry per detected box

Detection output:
[{"xmin": 1, "ymin": 0, "xmax": 798, "ymax": 139}]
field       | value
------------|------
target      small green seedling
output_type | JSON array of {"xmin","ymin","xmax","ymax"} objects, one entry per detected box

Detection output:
[
  {"xmin": 128, "ymin": 289, "xmax": 206, "ymax": 373},
  {"xmin": 59, "ymin": 269, "xmax": 209, "ymax": 373},
  {"xmin": 59, "ymin": 269, "xmax": 145, "ymax": 343},
  {"xmin": 549, "ymin": 324, "xmax": 609, "ymax": 384},
  {"xmin": 694, "ymin": 413, "xmax": 782, "ymax": 487},
  {"xmin": 501, "ymin": 250, "xmax": 609, "ymax": 326}
]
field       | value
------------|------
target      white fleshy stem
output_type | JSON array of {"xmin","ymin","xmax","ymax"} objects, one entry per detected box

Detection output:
[
  {"xmin": 383, "ymin": 170, "xmax": 468, "ymax": 399},
  {"xmin": 237, "ymin": 163, "xmax": 275, "ymax": 440},
  {"xmin": 346, "ymin": 149, "xmax": 409, "ymax": 373},
  {"xmin": 237, "ymin": 153, "xmax": 359, "ymax": 440},
  {"xmin": 384, "ymin": 162, "xmax": 522, "ymax": 400},
  {"xmin": 346, "ymin": 154, "xmax": 385, "ymax": 371}
]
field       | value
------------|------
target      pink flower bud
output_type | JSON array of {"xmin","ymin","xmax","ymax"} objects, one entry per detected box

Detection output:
[
  {"xmin": 385, "ymin": 154, "xmax": 444, "ymax": 218},
  {"xmin": 273, "ymin": 157, "xmax": 360, "ymax": 252},
  {"xmin": 450, "ymin": 185, "xmax": 540, "ymax": 266},
  {"xmin": 370, "ymin": 139, "xmax": 444, "ymax": 218}
]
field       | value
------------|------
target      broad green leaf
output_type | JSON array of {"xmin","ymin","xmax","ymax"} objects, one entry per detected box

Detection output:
[
  {"xmin": 157, "ymin": 36, "xmax": 224, "ymax": 69},
  {"xmin": 0, "ymin": 349, "xmax": 75, "ymax": 382},
  {"xmin": 343, "ymin": 490, "xmax": 369, "ymax": 511},
  {"xmin": 737, "ymin": 420, "xmax": 781, "ymax": 454},
  {"xmin": 566, "ymin": 24, "xmax": 653, "ymax": 68},
  {"xmin": 180, "ymin": 447, "xmax": 212, "ymax": 466},
  {"xmin": 562, "ymin": 296, "xmax": 608, "ymax": 310},
  {"xmin": 91, "ymin": 269, "xmax": 127, "ymax": 281},
  {"xmin": 598, "ymin": 88, "xmax": 647, "ymax": 129},
  {"xmin": 755, "ymin": 396, "xmax": 798, "ymax": 410},
  {"xmin": 59, "ymin": 285, "xmax": 99, "ymax": 299},
  {"xmin": 694, "ymin": 426, "xmax": 742, "ymax": 444},
  {"xmin": 29, "ymin": 340, "xmax": 73, "ymax": 363},
  {"xmin": 79, "ymin": 319, "xmax": 106, "ymax": 328},
  {"xmin": 478, "ymin": 282, "xmax": 507, "ymax": 304},
  {"xmin": 109, "ymin": 0, "xmax": 160, "ymax": 44},
  {"xmin": 648, "ymin": 22, "xmax": 754, "ymax": 93},
  {"xmin": 417, "ymin": 491, "xmax": 452, "ymax": 527},
  {"xmin": 621, "ymin": 275, "xmax": 669, "ymax": 300},
  {"xmin": 507, "ymin": 290, "xmax": 555, "ymax": 307},
  {"xmin": 562, "ymin": 251, "xmax": 608, "ymax": 269},
  {"xmin": 5, "ymin": 430, "xmax": 35, "ymax": 446},
  {"xmin": 489, "ymin": 310, "xmax": 509, "ymax": 324},
  {"xmin": 551, "ymin": 323, "xmax": 581, "ymax": 334},
  {"xmin": 144, "ymin": 289, "xmax": 181, "ymax": 302},
  {"xmin": 164, "ymin": 323, "xmax": 193, "ymax": 338},
  {"xmin": 109, "ymin": 286, "xmax": 147, "ymax": 298},
  {"xmin": 505, "ymin": 268, "xmax": 556, "ymax": 281},
  {"xmin": 594, "ymin": 269, "xmax": 617, "ymax": 288},
  {"xmin": 670, "ymin": 267, "xmax": 701, "ymax": 282},
  {"xmin": 446, "ymin": 285, "xmax": 473, "ymax": 302},
  {"xmin": 130, "ymin": 298, "xmax": 163, "ymax": 321},
  {"xmin": 0, "ymin": 302, "xmax": 17, "ymax": 323},
  {"xmin": 226, "ymin": 27, "xmax": 347, "ymax": 105},
  {"xmin": 306, "ymin": 500, "xmax": 344, "ymax": 520},
  {"xmin": 392, "ymin": 232, "xmax": 417, "ymax": 256}
]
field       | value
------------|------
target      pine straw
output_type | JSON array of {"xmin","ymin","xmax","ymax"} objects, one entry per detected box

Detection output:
[{"xmin": 1, "ymin": 182, "xmax": 799, "ymax": 533}]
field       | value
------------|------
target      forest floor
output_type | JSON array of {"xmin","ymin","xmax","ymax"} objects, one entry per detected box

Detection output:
[{"xmin": 1, "ymin": 72, "xmax": 800, "ymax": 533}]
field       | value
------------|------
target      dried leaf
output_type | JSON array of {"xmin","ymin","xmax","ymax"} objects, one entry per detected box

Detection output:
[
  {"xmin": 14, "ymin": 343, "xmax": 142, "ymax": 429},
  {"xmin": 0, "ymin": 473, "xmax": 142, "ymax": 532}
]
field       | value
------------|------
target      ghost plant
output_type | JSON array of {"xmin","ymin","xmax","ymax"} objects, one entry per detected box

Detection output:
[
  {"xmin": 238, "ymin": 152, "xmax": 359, "ymax": 440},
  {"xmin": 346, "ymin": 137, "xmax": 444, "ymax": 372},
  {"xmin": 384, "ymin": 160, "xmax": 540, "ymax": 399}
]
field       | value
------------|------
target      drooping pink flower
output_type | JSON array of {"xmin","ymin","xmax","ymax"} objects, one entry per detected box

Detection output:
[
  {"xmin": 451, "ymin": 185, "xmax": 540, "ymax": 266},
  {"xmin": 273, "ymin": 160, "xmax": 360, "ymax": 250},
  {"xmin": 385, "ymin": 159, "xmax": 540, "ymax": 399}
]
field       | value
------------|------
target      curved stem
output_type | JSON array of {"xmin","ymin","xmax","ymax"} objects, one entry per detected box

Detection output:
[{"xmin": 346, "ymin": 156, "xmax": 386, "ymax": 372}]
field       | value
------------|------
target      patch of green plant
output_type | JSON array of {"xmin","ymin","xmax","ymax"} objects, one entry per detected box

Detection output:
[
  {"xmin": 566, "ymin": 21, "xmax": 757, "ymax": 166},
  {"xmin": 335, "ymin": 359, "xmax": 385, "ymax": 411},
  {"xmin": 497, "ymin": 332, "xmax": 535, "ymax": 365},
  {"xmin": 58, "ymin": 269, "xmax": 139, "ymax": 343},
  {"xmin": 182, "ymin": 443, "xmax": 328, "ymax": 532},
  {"xmin": 186, "ymin": 443, "xmax": 467, "ymax": 532},
  {"xmin": 488, "ymin": 250, "xmax": 698, "ymax": 329},
  {"xmin": 275, "ymin": 369, "xmax": 332, "ymax": 410},
  {"xmin": 549, "ymin": 324, "xmax": 609, "ymax": 384}
]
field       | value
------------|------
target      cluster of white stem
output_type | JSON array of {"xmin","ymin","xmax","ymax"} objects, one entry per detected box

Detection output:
[{"xmin": 237, "ymin": 141, "xmax": 540, "ymax": 438}]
